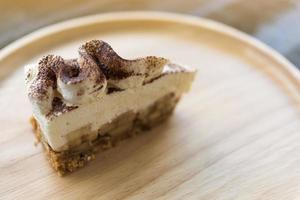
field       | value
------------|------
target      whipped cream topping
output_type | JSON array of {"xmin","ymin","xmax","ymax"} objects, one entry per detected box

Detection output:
[{"xmin": 25, "ymin": 40, "xmax": 169, "ymax": 114}]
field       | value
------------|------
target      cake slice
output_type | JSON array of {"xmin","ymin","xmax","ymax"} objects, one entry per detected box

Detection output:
[{"xmin": 25, "ymin": 40, "xmax": 196, "ymax": 175}]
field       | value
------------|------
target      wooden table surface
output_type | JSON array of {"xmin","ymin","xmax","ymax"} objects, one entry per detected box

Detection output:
[{"xmin": 1, "ymin": 0, "xmax": 300, "ymax": 68}]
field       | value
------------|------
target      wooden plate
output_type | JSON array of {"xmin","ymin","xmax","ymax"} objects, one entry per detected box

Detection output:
[{"xmin": 1, "ymin": 12, "xmax": 300, "ymax": 200}]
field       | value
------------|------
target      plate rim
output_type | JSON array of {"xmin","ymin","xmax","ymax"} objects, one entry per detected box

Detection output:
[{"xmin": 0, "ymin": 11, "xmax": 299, "ymax": 84}]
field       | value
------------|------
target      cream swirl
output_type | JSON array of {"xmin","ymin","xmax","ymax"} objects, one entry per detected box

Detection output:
[
  {"xmin": 26, "ymin": 54, "xmax": 106, "ymax": 114},
  {"xmin": 82, "ymin": 40, "xmax": 169, "ymax": 89},
  {"xmin": 26, "ymin": 40, "xmax": 169, "ymax": 115},
  {"xmin": 26, "ymin": 55, "xmax": 59, "ymax": 114},
  {"xmin": 57, "ymin": 49, "xmax": 106, "ymax": 104}
]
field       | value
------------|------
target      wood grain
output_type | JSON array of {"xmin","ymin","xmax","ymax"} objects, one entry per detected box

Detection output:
[{"xmin": 1, "ymin": 13, "xmax": 300, "ymax": 200}]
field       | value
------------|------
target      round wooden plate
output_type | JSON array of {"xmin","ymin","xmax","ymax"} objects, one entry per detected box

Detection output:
[{"xmin": 1, "ymin": 12, "xmax": 300, "ymax": 200}]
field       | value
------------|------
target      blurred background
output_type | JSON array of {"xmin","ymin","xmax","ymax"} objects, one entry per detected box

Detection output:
[{"xmin": 1, "ymin": 0, "xmax": 299, "ymax": 67}]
